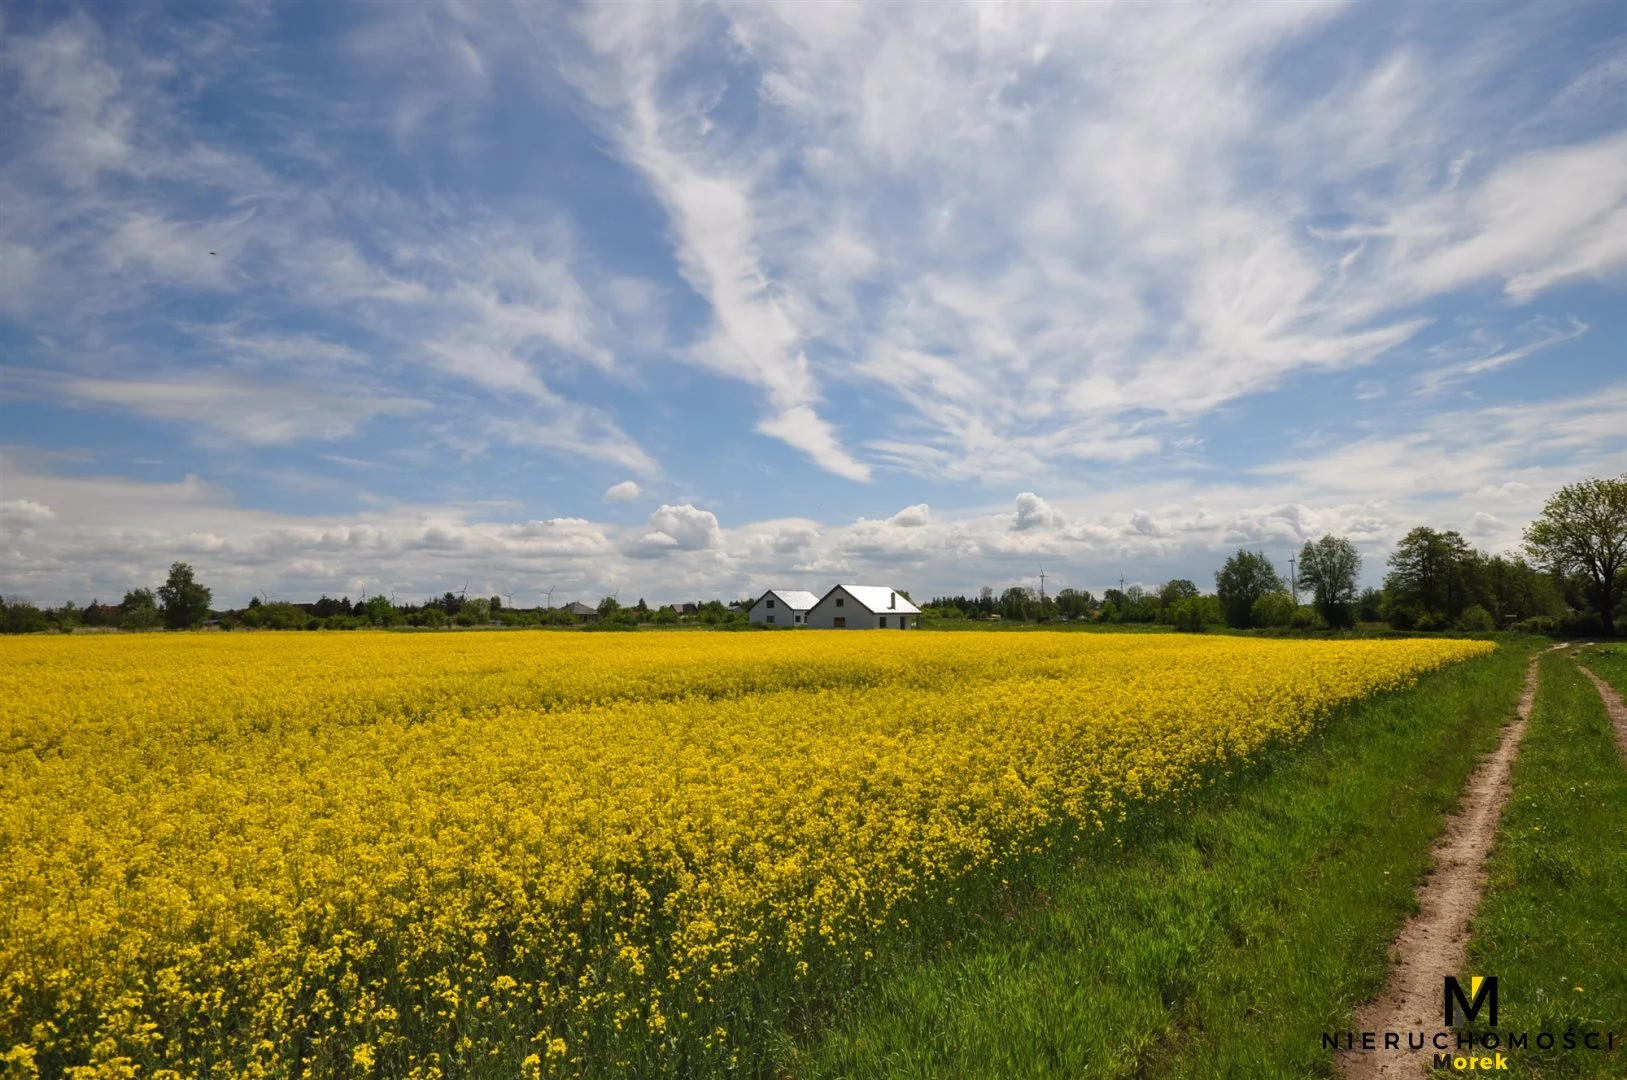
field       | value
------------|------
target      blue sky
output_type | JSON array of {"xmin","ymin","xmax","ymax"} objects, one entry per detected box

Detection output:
[{"xmin": 2, "ymin": 0, "xmax": 1624, "ymax": 607}]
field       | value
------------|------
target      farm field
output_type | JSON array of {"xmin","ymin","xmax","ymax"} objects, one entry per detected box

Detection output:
[{"xmin": 2, "ymin": 631, "xmax": 1492, "ymax": 1078}]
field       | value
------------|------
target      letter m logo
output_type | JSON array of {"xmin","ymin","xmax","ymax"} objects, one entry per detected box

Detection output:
[{"xmin": 1444, "ymin": 975, "xmax": 1498, "ymax": 1025}]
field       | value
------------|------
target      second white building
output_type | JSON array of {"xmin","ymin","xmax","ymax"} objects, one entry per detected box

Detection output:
[{"xmin": 804, "ymin": 584, "xmax": 921, "ymax": 629}]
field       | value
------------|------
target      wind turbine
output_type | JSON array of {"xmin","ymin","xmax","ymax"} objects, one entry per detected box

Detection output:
[{"xmin": 1038, "ymin": 566, "xmax": 1047, "ymax": 601}]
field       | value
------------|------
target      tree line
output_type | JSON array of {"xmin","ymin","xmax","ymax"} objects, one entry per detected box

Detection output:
[
  {"xmin": 926, "ymin": 475, "xmax": 1626, "ymax": 636},
  {"xmin": 0, "ymin": 561, "xmax": 762, "ymax": 634},
  {"xmin": 4, "ymin": 475, "xmax": 1623, "ymax": 635}
]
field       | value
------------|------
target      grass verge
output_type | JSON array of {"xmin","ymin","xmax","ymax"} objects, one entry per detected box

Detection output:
[
  {"xmin": 778, "ymin": 643, "xmax": 1533, "ymax": 1079},
  {"xmin": 1459, "ymin": 651, "xmax": 1627, "ymax": 1078},
  {"xmin": 1575, "ymin": 642, "xmax": 1627, "ymax": 700}
]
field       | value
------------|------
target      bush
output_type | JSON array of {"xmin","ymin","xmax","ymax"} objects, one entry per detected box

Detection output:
[
  {"xmin": 1513, "ymin": 615, "xmax": 1561, "ymax": 635},
  {"xmin": 1456, "ymin": 605, "xmax": 1495, "ymax": 632},
  {"xmin": 1291, "ymin": 605, "xmax": 1326, "ymax": 631},
  {"xmin": 1385, "ymin": 605, "xmax": 1421, "ymax": 632},
  {"xmin": 1250, "ymin": 591, "xmax": 1296, "ymax": 628},
  {"xmin": 1169, "ymin": 596, "xmax": 1212, "ymax": 633}
]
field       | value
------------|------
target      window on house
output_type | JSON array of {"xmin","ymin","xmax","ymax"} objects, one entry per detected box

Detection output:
[
  {"xmin": 767, "ymin": 598, "xmax": 775, "ymax": 608},
  {"xmin": 879, "ymin": 616, "xmax": 888, "ymax": 628},
  {"xmin": 767, "ymin": 615, "xmax": 775, "ymax": 624},
  {"xmin": 833, "ymin": 616, "xmax": 846, "ymax": 628},
  {"xmin": 835, "ymin": 597, "xmax": 844, "ymax": 607}
]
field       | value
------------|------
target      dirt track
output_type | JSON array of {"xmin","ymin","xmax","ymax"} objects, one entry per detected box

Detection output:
[
  {"xmin": 1341, "ymin": 650, "xmax": 1553, "ymax": 1079},
  {"xmin": 1575, "ymin": 656, "xmax": 1627, "ymax": 760}
]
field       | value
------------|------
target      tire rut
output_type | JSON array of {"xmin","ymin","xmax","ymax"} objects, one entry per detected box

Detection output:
[{"xmin": 1573, "ymin": 651, "xmax": 1627, "ymax": 761}]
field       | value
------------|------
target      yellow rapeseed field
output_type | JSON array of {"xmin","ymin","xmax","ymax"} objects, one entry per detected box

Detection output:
[{"xmin": 0, "ymin": 631, "xmax": 1493, "ymax": 1078}]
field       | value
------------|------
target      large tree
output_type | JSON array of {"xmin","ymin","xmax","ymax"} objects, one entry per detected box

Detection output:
[
  {"xmin": 1523, "ymin": 475, "xmax": 1627, "ymax": 635},
  {"xmin": 157, "ymin": 562, "xmax": 212, "ymax": 629},
  {"xmin": 1298, "ymin": 535, "xmax": 1361, "ymax": 628},
  {"xmin": 1385, "ymin": 527, "xmax": 1472, "ymax": 621},
  {"xmin": 1215, "ymin": 550, "xmax": 1282, "ymax": 628}
]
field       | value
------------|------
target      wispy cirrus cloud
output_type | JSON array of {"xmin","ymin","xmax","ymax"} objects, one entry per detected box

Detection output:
[{"xmin": 1, "ymin": 1, "xmax": 1623, "ymax": 604}]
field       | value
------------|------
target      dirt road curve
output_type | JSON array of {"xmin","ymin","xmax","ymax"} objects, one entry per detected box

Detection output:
[
  {"xmin": 1340, "ymin": 650, "xmax": 1555, "ymax": 1079},
  {"xmin": 1574, "ymin": 657, "xmax": 1627, "ymax": 761}
]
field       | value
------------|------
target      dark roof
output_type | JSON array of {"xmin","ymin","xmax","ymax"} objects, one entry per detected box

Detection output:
[{"xmin": 565, "ymin": 601, "xmax": 598, "ymax": 615}]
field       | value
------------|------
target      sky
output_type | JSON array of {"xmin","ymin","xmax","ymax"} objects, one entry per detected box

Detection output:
[{"xmin": 1, "ymin": 0, "xmax": 1624, "ymax": 609}]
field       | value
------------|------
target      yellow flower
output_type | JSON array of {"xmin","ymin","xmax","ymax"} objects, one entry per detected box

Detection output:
[{"xmin": 0, "ymin": 630, "xmax": 1491, "ymax": 1073}]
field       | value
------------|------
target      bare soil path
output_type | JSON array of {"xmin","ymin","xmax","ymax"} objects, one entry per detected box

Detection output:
[
  {"xmin": 1341, "ymin": 648, "xmax": 1559, "ymax": 1079},
  {"xmin": 1574, "ymin": 652, "xmax": 1627, "ymax": 761}
]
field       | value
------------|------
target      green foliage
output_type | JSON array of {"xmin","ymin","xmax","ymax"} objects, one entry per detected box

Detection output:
[
  {"xmin": 1215, "ymin": 550, "xmax": 1283, "ymax": 628},
  {"xmin": 241, "ymin": 602, "xmax": 310, "ymax": 630},
  {"xmin": 1356, "ymin": 587, "xmax": 1384, "ymax": 623},
  {"xmin": 1249, "ymin": 590, "xmax": 1296, "ymax": 628},
  {"xmin": 157, "ymin": 562, "xmax": 212, "ymax": 630},
  {"xmin": 0, "ymin": 597, "xmax": 48, "ymax": 634},
  {"xmin": 1523, "ymin": 473, "xmax": 1627, "ymax": 635},
  {"xmin": 359, "ymin": 596, "xmax": 399, "ymax": 626},
  {"xmin": 120, "ymin": 588, "xmax": 160, "ymax": 631},
  {"xmin": 1296, "ymin": 535, "xmax": 1359, "ymax": 628},
  {"xmin": 1168, "ymin": 595, "xmax": 1217, "ymax": 633},
  {"xmin": 1384, "ymin": 526, "xmax": 1471, "ymax": 622},
  {"xmin": 1455, "ymin": 603, "xmax": 1494, "ymax": 631}
]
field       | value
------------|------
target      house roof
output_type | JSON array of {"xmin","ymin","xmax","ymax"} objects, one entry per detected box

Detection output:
[
  {"xmin": 755, "ymin": 589, "xmax": 819, "ymax": 611},
  {"xmin": 564, "ymin": 601, "xmax": 597, "ymax": 615},
  {"xmin": 819, "ymin": 584, "xmax": 921, "ymax": 615}
]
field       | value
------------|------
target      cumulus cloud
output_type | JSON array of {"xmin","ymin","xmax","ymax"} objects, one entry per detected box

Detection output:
[
  {"xmin": 887, "ymin": 503, "xmax": 930, "ymax": 527},
  {"xmin": 1012, "ymin": 493, "xmax": 1064, "ymax": 532},
  {"xmin": 603, "ymin": 480, "xmax": 643, "ymax": 502},
  {"xmin": 625, "ymin": 503, "xmax": 722, "ymax": 558},
  {"xmin": 0, "ymin": 499, "xmax": 58, "ymax": 526}
]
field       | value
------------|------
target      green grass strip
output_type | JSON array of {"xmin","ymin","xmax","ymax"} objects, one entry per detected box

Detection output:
[
  {"xmin": 1576, "ymin": 642, "xmax": 1627, "ymax": 701},
  {"xmin": 781, "ymin": 644, "xmax": 1532, "ymax": 1079},
  {"xmin": 1461, "ymin": 652, "xmax": 1627, "ymax": 1078}
]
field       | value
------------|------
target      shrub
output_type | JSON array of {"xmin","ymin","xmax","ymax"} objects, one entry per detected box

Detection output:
[
  {"xmin": 1291, "ymin": 605, "xmax": 1326, "ymax": 630},
  {"xmin": 1456, "ymin": 605, "xmax": 1495, "ymax": 632},
  {"xmin": 1169, "ymin": 597, "xmax": 1209, "ymax": 633},
  {"xmin": 1250, "ymin": 591, "xmax": 1296, "ymax": 628}
]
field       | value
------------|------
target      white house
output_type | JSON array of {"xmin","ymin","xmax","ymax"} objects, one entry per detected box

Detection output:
[
  {"xmin": 804, "ymin": 585, "xmax": 922, "ymax": 629},
  {"xmin": 748, "ymin": 589, "xmax": 819, "ymax": 627}
]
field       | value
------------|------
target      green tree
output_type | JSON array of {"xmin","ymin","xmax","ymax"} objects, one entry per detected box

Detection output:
[
  {"xmin": 359, "ymin": 595, "xmax": 399, "ymax": 626},
  {"xmin": 1357, "ymin": 587, "xmax": 1384, "ymax": 623},
  {"xmin": 1055, "ymin": 588, "xmax": 1093, "ymax": 620},
  {"xmin": 1297, "ymin": 536, "xmax": 1361, "ymax": 628},
  {"xmin": 1215, "ymin": 550, "xmax": 1283, "ymax": 628},
  {"xmin": 1523, "ymin": 475, "xmax": 1627, "ymax": 635},
  {"xmin": 1384, "ymin": 527, "xmax": 1471, "ymax": 621},
  {"xmin": 121, "ymin": 588, "xmax": 160, "ymax": 630},
  {"xmin": 1, "ymin": 597, "xmax": 48, "ymax": 634},
  {"xmin": 157, "ymin": 563, "xmax": 212, "ymax": 629},
  {"xmin": 1158, "ymin": 579, "xmax": 1199, "ymax": 610}
]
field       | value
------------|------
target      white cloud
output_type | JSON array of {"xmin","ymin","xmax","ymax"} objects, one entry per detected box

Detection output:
[
  {"xmin": 604, "ymin": 480, "xmax": 643, "ymax": 502},
  {"xmin": 637, "ymin": 503, "xmax": 722, "ymax": 553},
  {"xmin": 1012, "ymin": 492, "xmax": 1064, "ymax": 532},
  {"xmin": 888, "ymin": 503, "xmax": 930, "ymax": 528}
]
